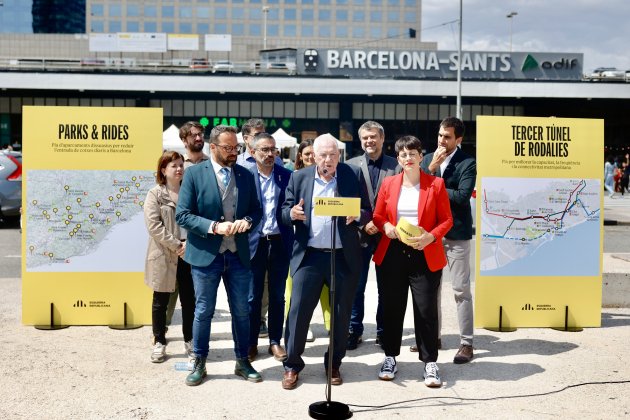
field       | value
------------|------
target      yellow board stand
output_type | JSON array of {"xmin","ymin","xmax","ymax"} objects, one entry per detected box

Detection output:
[
  {"xmin": 475, "ymin": 116, "xmax": 603, "ymax": 329},
  {"xmin": 22, "ymin": 106, "xmax": 162, "ymax": 326}
]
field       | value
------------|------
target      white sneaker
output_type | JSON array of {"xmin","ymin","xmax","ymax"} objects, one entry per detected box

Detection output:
[
  {"xmin": 184, "ymin": 340, "xmax": 195, "ymax": 358},
  {"xmin": 423, "ymin": 362, "xmax": 442, "ymax": 387},
  {"xmin": 151, "ymin": 342, "xmax": 166, "ymax": 363},
  {"xmin": 306, "ymin": 328, "xmax": 315, "ymax": 342},
  {"xmin": 378, "ymin": 356, "xmax": 397, "ymax": 381}
]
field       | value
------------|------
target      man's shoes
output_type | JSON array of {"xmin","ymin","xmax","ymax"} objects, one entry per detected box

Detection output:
[
  {"xmin": 328, "ymin": 367, "xmax": 343, "ymax": 385},
  {"xmin": 282, "ymin": 370, "xmax": 299, "ymax": 390},
  {"xmin": 423, "ymin": 362, "xmax": 442, "ymax": 388},
  {"xmin": 247, "ymin": 345, "xmax": 258, "ymax": 362},
  {"xmin": 185, "ymin": 357, "xmax": 207, "ymax": 386},
  {"xmin": 306, "ymin": 328, "xmax": 315, "ymax": 342},
  {"xmin": 268, "ymin": 344, "xmax": 287, "ymax": 361},
  {"xmin": 346, "ymin": 333, "xmax": 362, "ymax": 350},
  {"xmin": 150, "ymin": 342, "xmax": 166, "ymax": 363},
  {"xmin": 258, "ymin": 321, "xmax": 269, "ymax": 338},
  {"xmin": 378, "ymin": 356, "xmax": 398, "ymax": 381},
  {"xmin": 410, "ymin": 339, "xmax": 441, "ymax": 353},
  {"xmin": 453, "ymin": 344, "xmax": 474, "ymax": 364},
  {"xmin": 235, "ymin": 358, "xmax": 262, "ymax": 382}
]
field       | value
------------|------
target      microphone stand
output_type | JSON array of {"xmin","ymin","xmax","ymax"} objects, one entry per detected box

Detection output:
[{"xmin": 309, "ymin": 213, "xmax": 352, "ymax": 419}]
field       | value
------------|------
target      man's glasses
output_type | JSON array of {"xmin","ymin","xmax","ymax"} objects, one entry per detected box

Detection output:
[
  {"xmin": 256, "ymin": 147, "xmax": 278, "ymax": 155},
  {"xmin": 188, "ymin": 132, "xmax": 204, "ymax": 139},
  {"xmin": 214, "ymin": 144, "xmax": 242, "ymax": 153}
]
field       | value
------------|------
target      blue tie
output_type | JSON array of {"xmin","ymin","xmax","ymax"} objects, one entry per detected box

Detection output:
[{"xmin": 220, "ymin": 167, "xmax": 230, "ymax": 188}]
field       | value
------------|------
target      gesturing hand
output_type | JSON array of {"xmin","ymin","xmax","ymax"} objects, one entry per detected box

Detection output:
[{"xmin": 291, "ymin": 198, "xmax": 306, "ymax": 221}]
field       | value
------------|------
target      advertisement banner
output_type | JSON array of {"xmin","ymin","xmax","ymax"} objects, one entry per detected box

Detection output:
[
  {"xmin": 22, "ymin": 106, "xmax": 163, "ymax": 325},
  {"xmin": 475, "ymin": 116, "xmax": 603, "ymax": 328}
]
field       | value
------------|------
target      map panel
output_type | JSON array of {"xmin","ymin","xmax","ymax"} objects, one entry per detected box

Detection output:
[
  {"xmin": 26, "ymin": 170, "xmax": 154, "ymax": 272},
  {"xmin": 480, "ymin": 177, "xmax": 600, "ymax": 276}
]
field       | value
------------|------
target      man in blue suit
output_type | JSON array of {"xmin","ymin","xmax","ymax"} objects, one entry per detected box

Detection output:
[
  {"xmin": 280, "ymin": 134, "xmax": 371, "ymax": 390},
  {"xmin": 176, "ymin": 125, "xmax": 263, "ymax": 386},
  {"xmin": 246, "ymin": 132, "xmax": 294, "ymax": 363}
]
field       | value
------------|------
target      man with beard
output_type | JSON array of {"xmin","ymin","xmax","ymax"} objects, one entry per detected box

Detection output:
[
  {"xmin": 179, "ymin": 121, "xmax": 210, "ymax": 169},
  {"xmin": 176, "ymin": 125, "xmax": 263, "ymax": 386}
]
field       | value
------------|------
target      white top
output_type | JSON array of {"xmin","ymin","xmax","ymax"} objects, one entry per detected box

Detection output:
[{"xmin": 396, "ymin": 184, "xmax": 420, "ymax": 227}]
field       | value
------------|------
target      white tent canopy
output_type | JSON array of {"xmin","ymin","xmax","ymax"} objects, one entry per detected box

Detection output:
[
  {"xmin": 162, "ymin": 124, "xmax": 209, "ymax": 156},
  {"xmin": 270, "ymin": 128, "xmax": 298, "ymax": 149}
]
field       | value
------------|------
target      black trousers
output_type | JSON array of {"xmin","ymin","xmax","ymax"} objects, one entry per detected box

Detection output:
[
  {"xmin": 376, "ymin": 240, "xmax": 441, "ymax": 363},
  {"xmin": 152, "ymin": 257, "xmax": 195, "ymax": 345}
]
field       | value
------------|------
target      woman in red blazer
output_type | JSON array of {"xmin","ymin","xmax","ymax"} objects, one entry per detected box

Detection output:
[{"xmin": 372, "ymin": 136, "xmax": 453, "ymax": 388}]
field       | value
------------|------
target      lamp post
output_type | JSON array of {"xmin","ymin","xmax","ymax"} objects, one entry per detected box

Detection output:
[
  {"xmin": 507, "ymin": 11, "xmax": 518, "ymax": 52},
  {"xmin": 456, "ymin": 0, "xmax": 462, "ymax": 120},
  {"xmin": 262, "ymin": 6, "xmax": 270, "ymax": 50}
]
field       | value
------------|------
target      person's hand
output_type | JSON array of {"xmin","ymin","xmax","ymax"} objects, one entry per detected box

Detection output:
[
  {"xmin": 215, "ymin": 221, "xmax": 234, "ymax": 236},
  {"xmin": 364, "ymin": 220, "xmax": 378, "ymax": 235},
  {"xmin": 429, "ymin": 146, "xmax": 448, "ymax": 173},
  {"xmin": 291, "ymin": 198, "xmax": 306, "ymax": 221},
  {"xmin": 229, "ymin": 219, "xmax": 251, "ymax": 234},
  {"xmin": 346, "ymin": 215, "xmax": 357, "ymax": 225},
  {"xmin": 383, "ymin": 222, "xmax": 399, "ymax": 240},
  {"xmin": 406, "ymin": 231, "xmax": 435, "ymax": 251},
  {"xmin": 176, "ymin": 241, "xmax": 186, "ymax": 257}
]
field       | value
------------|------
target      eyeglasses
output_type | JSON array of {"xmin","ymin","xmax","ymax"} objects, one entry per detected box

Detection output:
[
  {"xmin": 256, "ymin": 147, "xmax": 278, "ymax": 155},
  {"xmin": 188, "ymin": 132, "xmax": 204, "ymax": 139},
  {"xmin": 214, "ymin": 143, "xmax": 242, "ymax": 153},
  {"xmin": 398, "ymin": 152, "xmax": 421, "ymax": 159}
]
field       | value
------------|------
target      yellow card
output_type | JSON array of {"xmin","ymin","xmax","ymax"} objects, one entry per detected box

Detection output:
[
  {"xmin": 313, "ymin": 197, "xmax": 360, "ymax": 217},
  {"xmin": 396, "ymin": 217, "xmax": 425, "ymax": 245}
]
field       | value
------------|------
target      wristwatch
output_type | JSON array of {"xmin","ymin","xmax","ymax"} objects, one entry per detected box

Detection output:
[{"xmin": 243, "ymin": 216, "xmax": 253, "ymax": 228}]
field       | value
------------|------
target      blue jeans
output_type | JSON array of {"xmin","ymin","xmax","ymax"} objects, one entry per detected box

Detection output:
[
  {"xmin": 191, "ymin": 251, "xmax": 252, "ymax": 360},
  {"xmin": 349, "ymin": 245, "xmax": 383, "ymax": 337},
  {"xmin": 248, "ymin": 238, "xmax": 289, "ymax": 347}
]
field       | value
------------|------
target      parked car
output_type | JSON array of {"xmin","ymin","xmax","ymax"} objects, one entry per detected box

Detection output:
[
  {"xmin": 0, "ymin": 150, "xmax": 22, "ymax": 219},
  {"xmin": 212, "ymin": 60, "xmax": 234, "ymax": 73},
  {"xmin": 189, "ymin": 58, "xmax": 210, "ymax": 69}
]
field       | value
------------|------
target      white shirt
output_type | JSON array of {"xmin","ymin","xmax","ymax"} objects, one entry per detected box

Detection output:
[
  {"xmin": 396, "ymin": 184, "xmax": 420, "ymax": 227},
  {"xmin": 308, "ymin": 170, "xmax": 342, "ymax": 249},
  {"xmin": 439, "ymin": 148, "xmax": 457, "ymax": 176}
]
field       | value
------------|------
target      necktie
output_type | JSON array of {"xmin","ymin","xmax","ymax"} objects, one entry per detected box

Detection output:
[{"xmin": 220, "ymin": 167, "xmax": 230, "ymax": 187}]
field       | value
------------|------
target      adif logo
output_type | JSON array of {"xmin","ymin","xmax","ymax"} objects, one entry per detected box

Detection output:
[
  {"xmin": 73, "ymin": 300, "xmax": 86, "ymax": 308},
  {"xmin": 521, "ymin": 55, "xmax": 539, "ymax": 72},
  {"xmin": 522, "ymin": 303, "xmax": 534, "ymax": 311}
]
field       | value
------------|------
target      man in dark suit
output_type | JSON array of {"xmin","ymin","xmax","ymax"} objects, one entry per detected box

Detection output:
[
  {"xmin": 345, "ymin": 120, "xmax": 399, "ymax": 350},
  {"xmin": 176, "ymin": 125, "xmax": 263, "ymax": 386},
  {"xmin": 421, "ymin": 117, "xmax": 477, "ymax": 364},
  {"xmin": 280, "ymin": 134, "xmax": 371, "ymax": 390},
  {"xmin": 246, "ymin": 132, "xmax": 294, "ymax": 363}
]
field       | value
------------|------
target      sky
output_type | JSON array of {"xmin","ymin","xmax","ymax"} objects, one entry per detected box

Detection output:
[{"xmin": 421, "ymin": 0, "xmax": 630, "ymax": 73}]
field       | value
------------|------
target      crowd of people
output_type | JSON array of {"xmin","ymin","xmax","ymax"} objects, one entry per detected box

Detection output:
[
  {"xmin": 142, "ymin": 116, "xmax": 477, "ymax": 389},
  {"xmin": 604, "ymin": 153, "xmax": 630, "ymax": 197}
]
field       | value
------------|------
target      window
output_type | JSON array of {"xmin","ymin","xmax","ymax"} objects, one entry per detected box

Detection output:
[
  {"xmin": 404, "ymin": 11, "xmax": 416, "ymax": 23},
  {"xmin": 109, "ymin": 21, "xmax": 122, "ymax": 32},
  {"xmin": 268, "ymin": 9, "xmax": 279, "ymax": 20},
  {"xmin": 302, "ymin": 9, "xmax": 314, "ymax": 20},
  {"xmin": 387, "ymin": 11, "xmax": 398, "ymax": 22},
  {"xmin": 336, "ymin": 26, "xmax": 348, "ymax": 37},
  {"xmin": 232, "ymin": 24, "xmax": 244, "ymax": 35},
  {"xmin": 249, "ymin": 24, "xmax": 261, "ymax": 36},
  {"xmin": 388, "ymin": 0, "xmax": 399, "ymax": 5},
  {"xmin": 284, "ymin": 25, "xmax": 296, "ymax": 37},
  {"xmin": 353, "ymin": 11, "xmax": 365, "ymax": 22},
  {"xmin": 268, "ymin": 25, "xmax": 279, "ymax": 36},
  {"xmin": 371, "ymin": 0, "xmax": 382, "ymax": 5},
  {"xmin": 336, "ymin": 10, "xmax": 348, "ymax": 21},
  {"xmin": 180, "ymin": 7, "xmax": 193, "ymax": 18},
  {"xmin": 215, "ymin": 8, "xmax": 227, "ymax": 19},
  {"xmin": 370, "ymin": 11, "xmax": 381, "ymax": 22},
  {"xmin": 353, "ymin": 0, "xmax": 365, "ymax": 4},
  {"xmin": 319, "ymin": 10, "xmax": 331, "ymax": 20},
  {"xmin": 233, "ymin": 8, "xmax": 244, "ymax": 19},
  {"xmin": 352, "ymin": 27, "xmax": 364, "ymax": 38},
  {"xmin": 197, "ymin": 7, "xmax": 210, "ymax": 18},
  {"xmin": 302, "ymin": 25, "xmax": 314, "ymax": 37},
  {"xmin": 215, "ymin": 23, "xmax": 227, "ymax": 33},
  {"xmin": 91, "ymin": 20, "xmax": 104, "ymax": 32},
  {"xmin": 370, "ymin": 27, "xmax": 381, "ymax": 38},
  {"xmin": 319, "ymin": 25, "xmax": 331, "ymax": 37},
  {"xmin": 127, "ymin": 21, "xmax": 139, "ymax": 32},
  {"xmin": 198, "ymin": 23, "xmax": 209, "ymax": 33},
  {"xmin": 179, "ymin": 23, "xmax": 192, "ymax": 33},
  {"xmin": 127, "ymin": 5, "xmax": 139, "ymax": 17},
  {"xmin": 144, "ymin": 21, "xmax": 157, "ymax": 32},
  {"xmin": 251, "ymin": 9, "xmax": 262, "ymax": 19},
  {"xmin": 162, "ymin": 6, "xmax": 175, "ymax": 18},
  {"xmin": 109, "ymin": 4, "xmax": 121, "ymax": 17},
  {"xmin": 284, "ymin": 9, "xmax": 296, "ymax": 20},
  {"xmin": 91, "ymin": 4, "xmax": 104, "ymax": 16},
  {"xmin": 144, "ymin": 6, "xmax": 157, "ymax": 18},
  {"xmin": 162, "ymin": 22, "xmax": 174, "ymax": 33}
]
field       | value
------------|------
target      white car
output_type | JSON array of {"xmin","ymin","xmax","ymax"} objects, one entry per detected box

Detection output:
[{"xmin": 212, "ymin": 60, "xmax": 234, "ymax": 73}]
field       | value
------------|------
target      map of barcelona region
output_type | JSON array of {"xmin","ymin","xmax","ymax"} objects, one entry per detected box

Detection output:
[
  {"xmin": 26, "ymin": 170, "xmax": 155, "ymax": 272},
  {"xmin": 479, "ymin": 178, "xmax": 601, "ymax": 277}
]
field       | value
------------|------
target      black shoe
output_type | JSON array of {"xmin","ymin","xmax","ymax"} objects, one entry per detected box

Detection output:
[
  {"xmin": 235, "ymin": 358, "xmax": 262, "ymax": 382},
  {"xmin": 346, "ymin": 333, "xmax": 362, "ymax": 350}
]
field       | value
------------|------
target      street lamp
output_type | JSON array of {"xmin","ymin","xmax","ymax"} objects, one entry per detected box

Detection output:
[
  {"xmin": 262, "ymin": 6, "xmax": 270, "ymax": 50},
  {"xmin": 506, "ymin": 11, "xmax": 518, "ymax": 52},
  {"xmin": 456, "ymin": 0, "xmax": 462, "ymax": 120}
]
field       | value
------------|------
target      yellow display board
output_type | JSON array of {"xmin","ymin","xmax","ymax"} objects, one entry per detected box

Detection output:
[
  {"xmin": 22, "ymin": 106, "xmax": 163, "ymax": 325},
  {"xmin": 475, "ymin": 116, "xmax": 603, "ymax": 328}
]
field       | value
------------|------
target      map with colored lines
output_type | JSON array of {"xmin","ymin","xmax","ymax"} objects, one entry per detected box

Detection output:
[
  {"xmin": 479, "ymin": 178, "xmax": 601, "ymax": 276},
  {"xmin": 26, "ymin": 170, "xmax": 154, "ymax": 272}
]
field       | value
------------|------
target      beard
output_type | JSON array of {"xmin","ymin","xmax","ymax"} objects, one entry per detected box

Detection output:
[{"xmin": 188, "ymin": 140, "xmax": 204, "ymax": 153}]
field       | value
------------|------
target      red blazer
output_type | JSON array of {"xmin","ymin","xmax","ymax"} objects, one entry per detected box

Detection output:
[{"xmin": 372, "ymin": 171, "xmax": 453, "ymax": 272}]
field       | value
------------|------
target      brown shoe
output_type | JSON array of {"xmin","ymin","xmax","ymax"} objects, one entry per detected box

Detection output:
[
  {"xmin": 329, "ymin": 368, "xmax": 343, "ymax": 386},
  {"xmin": 453, "ymin": 344, "xmax": 473, "ymax": 364},
  {"xmin": 282, "ymin": 370, "xmax": 299, "ymax": 390},
  {"xmin": 247, "ymin": 345, "xmax": 258, "ymax": 362},
  {"xmin": 268, "ymin": 344, "xmax": 287, "ymax": 362}
]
